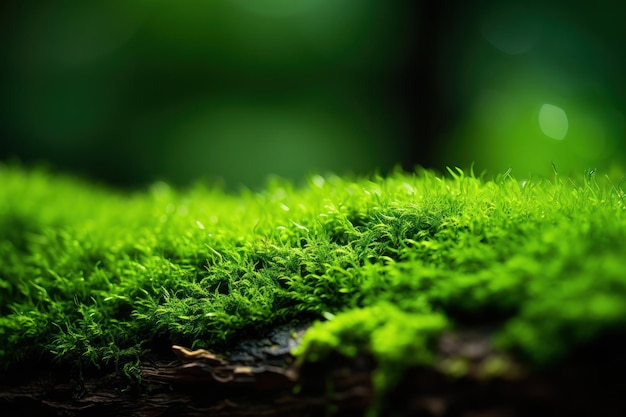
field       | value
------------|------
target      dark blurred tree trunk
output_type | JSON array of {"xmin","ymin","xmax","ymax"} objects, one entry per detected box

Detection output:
[{"xmin": 396, "ymin": 1, "xmax": 450, "ymax": 171}]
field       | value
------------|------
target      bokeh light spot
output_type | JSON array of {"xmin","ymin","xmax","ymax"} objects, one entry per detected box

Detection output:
[{"xmin": 539, "ymin": 104, "xmax": 569, "ymax": 140}]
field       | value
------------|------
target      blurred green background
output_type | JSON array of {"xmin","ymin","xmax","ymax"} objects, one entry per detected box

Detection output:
[{"xmin": 1, "ymin": 0, "xmax": 624, "ymax": 188}]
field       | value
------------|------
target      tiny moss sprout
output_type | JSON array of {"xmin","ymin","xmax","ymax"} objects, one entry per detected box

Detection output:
[{"xmin": 1, "ymin": 164, "xmax": 625, "ymax": 413}]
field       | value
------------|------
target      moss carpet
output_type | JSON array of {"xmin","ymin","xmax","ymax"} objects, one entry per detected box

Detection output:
[{"xmin": 1, "ymin": 164, "xmax": 625, "ymax": 414}]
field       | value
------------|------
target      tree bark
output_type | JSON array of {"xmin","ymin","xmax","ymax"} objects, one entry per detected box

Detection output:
[{"xmin": 2, "ymin": 330, "xmax": 626, "ymax": 416}]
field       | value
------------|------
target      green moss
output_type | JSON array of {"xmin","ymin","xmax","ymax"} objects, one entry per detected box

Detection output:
[
  {"xmin": 1, "ymin": 164, "xmax": 625, "ymax": 405},
  {"xmin": 295, "ymin": 302, "xmax": 447, "ymax": 411}
]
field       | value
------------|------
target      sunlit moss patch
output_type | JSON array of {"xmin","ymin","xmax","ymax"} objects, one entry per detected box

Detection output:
[{"xmin": 1, "ymin": 164, "xmax": 625, "ymax": 403}]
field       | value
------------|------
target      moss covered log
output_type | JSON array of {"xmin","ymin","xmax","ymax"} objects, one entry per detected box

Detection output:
[{"xmin": 1, "ymin": 164, "xmax": 626, "ymax": 415}]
